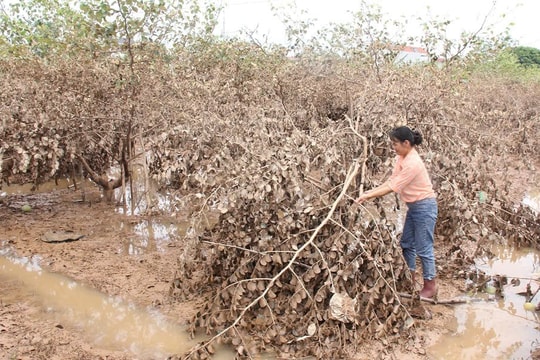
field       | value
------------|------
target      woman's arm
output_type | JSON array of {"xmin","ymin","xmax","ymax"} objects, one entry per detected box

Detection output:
[{"xmin": 355, "ymin": 182, "xmax": 393, "ymax": 204}]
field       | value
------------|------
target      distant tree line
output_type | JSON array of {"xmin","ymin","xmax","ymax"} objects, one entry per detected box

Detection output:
[{"xmin": 511, "ymin": 46, "xmax": 540, "ymax": 67}]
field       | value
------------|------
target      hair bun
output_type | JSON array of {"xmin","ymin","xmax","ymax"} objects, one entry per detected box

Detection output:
[
  {"xmin": 412, "ymin": 130, "xmax": 423, "ymax": 145},
  {"xmin": 390, "ymin": 126, "xmax": 424, "ymax": 146}
]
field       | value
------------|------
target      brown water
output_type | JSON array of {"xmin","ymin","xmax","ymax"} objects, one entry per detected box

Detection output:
[
  {"xmin": 429, "ymin": 245, "xmax": 540, "ymax": 359},
  {"xmin": 0, "ymin": 176, "xmax": 229, "ymax": 359},
  {"xmin": 123, "ymin": 218, "xmax": 189, "ymax": 255},
  {"xmin": 0, "ymin": 252, "xmax": 203, "ymax": 359},
  {"xmin": 428, "ymin": 189, "xmax": 540, "ymax": 359}
]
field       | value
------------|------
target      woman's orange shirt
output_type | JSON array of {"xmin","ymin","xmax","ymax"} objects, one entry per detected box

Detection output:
[{"xmin": 386, "ymin": 148, "xmax": 436, "ymax": 203}]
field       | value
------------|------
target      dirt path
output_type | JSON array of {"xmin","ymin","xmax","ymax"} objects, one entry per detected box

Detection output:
[{"xmin": 0, "ymin": 185, "xmax": 473, "ymax": 360}]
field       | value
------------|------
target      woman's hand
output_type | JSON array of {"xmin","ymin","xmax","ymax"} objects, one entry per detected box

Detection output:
[
  {"xmin": 355, "ymin": 192, "xmax": 371, "ymax": 204},
  {"xmin": 355, "ymin": 184, "xmax": 393, "ymax": 204}
]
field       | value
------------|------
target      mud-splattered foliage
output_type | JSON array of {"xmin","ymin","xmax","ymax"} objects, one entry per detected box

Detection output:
[
  {"xmin": 165, "ymin": 116, "xmax": 414, "ymax": 358},
  {"xmin": 1, "ymin": 43, "xmax": 539, "ymax": 358},
  {"xmin": 152, "ymin": 53, "xmax": 539, "ymax": 357},
  {"xmin": 0, "ymin": 57, "xmax": 131, "ymax": 185}
]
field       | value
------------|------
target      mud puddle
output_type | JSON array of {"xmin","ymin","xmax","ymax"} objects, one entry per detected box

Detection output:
[
  {"xmin": 0, "ymin": 250, "xmax": 204, "ymax": 359},
  {"xmin": 429, "ymin": 188, "xmax": 540, "ymax": 359},
  {"xmin": 429, "ymin": 244, "xmax": 540, "ymax": 359}
]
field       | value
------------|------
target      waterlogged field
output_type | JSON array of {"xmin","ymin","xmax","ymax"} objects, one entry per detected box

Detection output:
[{"xmin": 1, "ymin": 180, "xmax": 538, "ymax": 359}]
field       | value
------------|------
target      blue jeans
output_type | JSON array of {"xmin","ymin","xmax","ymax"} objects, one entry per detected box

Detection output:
[{"xmin": 401, "ymin": 197, "xmax": 438, "ymax": 280}]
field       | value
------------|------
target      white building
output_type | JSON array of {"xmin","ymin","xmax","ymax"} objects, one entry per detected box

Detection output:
[{"xmin": 394, "ymin": 46, "xmax": 430, "ymax": 64}]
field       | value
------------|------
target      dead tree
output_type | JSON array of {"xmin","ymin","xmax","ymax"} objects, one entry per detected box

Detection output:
[{"xmin": 76, "ymin": 150, "xmax": 129, "ymax": 204}]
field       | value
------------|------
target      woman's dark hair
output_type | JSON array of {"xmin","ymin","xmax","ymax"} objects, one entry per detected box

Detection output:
[{"xmin": 389, "ymin": 126, "xmax": 423, "ymax": 146}]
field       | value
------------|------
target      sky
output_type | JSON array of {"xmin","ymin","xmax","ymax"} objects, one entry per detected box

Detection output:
[{"xmin": 216, "ymin": 0, "xmax": 540, "ymax": 49}]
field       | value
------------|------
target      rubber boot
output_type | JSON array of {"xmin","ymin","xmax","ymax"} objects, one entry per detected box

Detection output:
[{"xmin": 420, "ymin": 279, "xmax": 437, "ymax": 298}]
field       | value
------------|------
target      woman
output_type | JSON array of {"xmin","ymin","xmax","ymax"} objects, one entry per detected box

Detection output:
[{"xmin": 355, "ymin": 126, "xmax": 438, "ymax": 298}]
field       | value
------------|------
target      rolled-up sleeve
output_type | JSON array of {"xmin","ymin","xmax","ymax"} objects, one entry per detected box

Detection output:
[{"xmin": 388, "ymin": 162, "xmax": 420, "ymax": 193}]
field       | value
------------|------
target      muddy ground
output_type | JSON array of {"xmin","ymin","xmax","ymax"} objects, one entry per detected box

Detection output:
[{"xmin": 0, "ymin": 183, "xmax": 529, "ymax": 360}]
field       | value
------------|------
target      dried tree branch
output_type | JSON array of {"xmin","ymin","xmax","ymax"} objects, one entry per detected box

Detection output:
[{"xmin": 398, "ymin": 292, "xmax": 475, "ymax": 305}]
